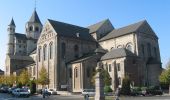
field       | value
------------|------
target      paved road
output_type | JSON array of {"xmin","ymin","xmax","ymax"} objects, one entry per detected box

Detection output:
[
  {"xmin": 0, "ymin": 93, "xmax": 84, "ymax": 100},
  {"xmin": 119, "ymin": 96, "xmax": 170, "ymax": 100},
  {"xmin": 0, "ymin": 93, "xmax": 170, "ymax": 100}
]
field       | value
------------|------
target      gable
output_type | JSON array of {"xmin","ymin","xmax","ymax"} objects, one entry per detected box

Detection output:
[
  {"xmin": 37, "ymin": 21, "xmax": 56, "ymax": 44},
  {"xmin": 137, "ymin": 21, "xmax": 158, "ymax": 38}
]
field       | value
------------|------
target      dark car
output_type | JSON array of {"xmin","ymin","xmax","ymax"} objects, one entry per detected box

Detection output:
[{"xmin": 0, "ymin": 86, "xmax": 9, "ymax": 93}]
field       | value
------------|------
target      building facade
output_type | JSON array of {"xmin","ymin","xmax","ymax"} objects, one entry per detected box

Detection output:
[{"xmin": 5, "ymin": 10, "xmax": 162, "ymax": 92}]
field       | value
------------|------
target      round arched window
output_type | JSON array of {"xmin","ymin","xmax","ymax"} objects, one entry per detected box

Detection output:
[
  {"xmin": 126, "ymin": 43, "xmax": 133, "ymax": 52},
  {"xmin": 29, "ymin": 26, "xmax": 33, "ymax": 31},
  {"xmin": 117, "ymin": 45, "xmax": 122, "ymax": 48},
  {"xmin": 35, "ymin": 27, "xmax": 39, "ymax": 32}
]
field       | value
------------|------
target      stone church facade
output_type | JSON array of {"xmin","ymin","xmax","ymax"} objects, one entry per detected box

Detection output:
[{"xmin": 5, "ymin": 10, "xmax": 162, "ymax": 92}]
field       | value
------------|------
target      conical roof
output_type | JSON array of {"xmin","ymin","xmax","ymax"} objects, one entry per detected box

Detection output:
[
  {"xmin": 28, "ymin": 10, "xmax": 41, "ymax": 24},
  {"xmin": 9, "ymin": 18, "xmax": 15, "ymax": 26}
]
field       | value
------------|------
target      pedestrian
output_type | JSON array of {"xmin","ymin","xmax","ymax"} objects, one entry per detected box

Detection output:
[
  {"xmin": 42, "ymin": 88, "xmax": 46, "ymax": 98},
  {"xmin": 115, "ymin": 88, "xmax": 120, "ymax": 100},
  {"xmin": 84, "ymin": 94, "xmax": 89, "ymax": 100}
]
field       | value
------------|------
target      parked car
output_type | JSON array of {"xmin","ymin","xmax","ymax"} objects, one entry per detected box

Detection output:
[
  {"xmin": 8, "ymin": 87, "xmax": 17, "ymax": 94},
  {"xmin": 48, "ymin": 89, "xmax": 57, "ymax": 95},
  {"xmin": 12, "ymin": 88, "xmax": 30, "ymax": 97},
  {"xmin": 0, "ymin": 86, "xmax": 9, "ymax": 93},
  {"xmin": 82, "ymin": 89, "xmax": 95, "ymax": 96}
]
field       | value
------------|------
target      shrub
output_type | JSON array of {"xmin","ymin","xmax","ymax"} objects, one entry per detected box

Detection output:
[
  {"xmin": 120, "ymin": 76, "xmax": 131, "ymax": 95},
  {"xmin": 16, "ymin": 82, "xmax": 22, "ymax": 88},
  {"xmin": 29, "ymin": 81, "xmax": 36, "ymax": 94},
  {"xmin": 104, "ymin": 85, "xmax": 113, "ymax": 93}
]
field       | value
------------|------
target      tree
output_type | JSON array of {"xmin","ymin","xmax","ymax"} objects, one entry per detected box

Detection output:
[
  {"xmin": 0, "ymin": 75, "xmax": 5, "ymax": 84},
  {"xmin": 121, "ymin": 75, "xmax": 131, "ymax": 95},
  {"xmin": 159, "ymin": 68, "xmax": 170, "ymax": 93},
  {"xmin": 6, "ymin": 75, "xmax": 17, "ymax": 87},
  {"xmin": 37, "ymin": 66, "xmax": 50, "ymax": 88},
  {"xmin": 90, "ymin": 68, "xmax": 112, "ymax": 90},
  {"xmin": 18, "ymin": 69, "xmax": 30, "ymax": 86}
]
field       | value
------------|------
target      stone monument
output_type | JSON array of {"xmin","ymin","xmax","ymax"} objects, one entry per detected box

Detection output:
[{"xmin": 95, "ymin": 62, "xmax": 105, "ymax": 100}]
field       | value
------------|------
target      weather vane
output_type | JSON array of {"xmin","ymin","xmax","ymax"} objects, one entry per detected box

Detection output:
[{"xmin": 35, "ymin": 0, "xmax": 37, "ymax": 10}]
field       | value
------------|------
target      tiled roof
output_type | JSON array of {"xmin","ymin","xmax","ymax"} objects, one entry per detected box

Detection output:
[
  {"xmin": 28, "ymin": 10, "xmax": 42, "ymax": 24},
  {"xmin": 99, "ymin": 20, "xmax": 157, "ymax": 41},
  {"xmin": 94, "ymin": 48, "xmax": 107, "ymax": 54},
  {"xmin": 14, "ymin": 33, "xmax": 27, "ymax": 40},
  {"xmin": 48, "ymin": 19, "xmax": 95, "ymax": 41},
  {"xmin": 101, "ymin": 48, "xmax": 136, "ymax": 60},
  {"xmin": 9, "ymin": 18, "xmax": 15, "ymax": 26},
  {"xmin": 87, "ymin": 19, "xmax": 109, "ymax": 33}
]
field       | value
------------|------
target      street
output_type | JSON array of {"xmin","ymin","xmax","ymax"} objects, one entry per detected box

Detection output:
[{"xmin": 0, "ymin": 93, "xmax": 170, "ymax": 100}]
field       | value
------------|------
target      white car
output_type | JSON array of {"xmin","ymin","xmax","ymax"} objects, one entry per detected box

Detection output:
[
  {"xmin": 82, "ymin": 89, "xmax": 95, "ymax": 96},
  {"xmin": 48, "ymin": 89, "xmax": 57, "ymax": 95},
  {"xmin": 12, "ymin": 88, "xmax": 30, "ymax": 97}
]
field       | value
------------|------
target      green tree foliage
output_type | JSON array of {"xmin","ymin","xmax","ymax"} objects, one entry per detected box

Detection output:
[
  {"xmin": 121, "ymin": 75, "xmax": 131, "ymax": 95},
  {"xmin": 159, "ymin": 67, "xmax": 170, "ymax": 93},
  {"xmin": 90, "ymin": 68, "xmax": 111, "ymax": 86},
  {"xmin": 0, "ymin": 75, "xmax": 5, "ymax": 84},
  {"xmin": 37, "ymin": 66, "xmax": 50, "ymax": 87},
  {"xmin": 101, "ymin": 69, "xmax": 112, "ymax": 86},
  {"xmin": 18, "ymin": 69, "xmax": 30, "ymax": 86},
  {"xmin": 6, "ymin": 75, "xmax": 17, "ymax": 87},
  {"xmin": 159, "ymin": 69, "xmax": 170, "ymax": 84}
]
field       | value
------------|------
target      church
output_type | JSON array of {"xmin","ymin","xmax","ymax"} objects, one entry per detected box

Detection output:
[{"xmin": 5, "ymin": 9, "xmax": 162, "ymax": 92}]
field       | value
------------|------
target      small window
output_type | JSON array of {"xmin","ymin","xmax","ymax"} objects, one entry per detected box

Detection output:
[
  {"xmin": 29, "ymin": 26, "xmax": 33, "ymax": 31},
  {"xmin": 75, "ymin": 68, "xmax": 78, "ymax": 78},
  {"xmin": 76, "ymin": 33, "xmax": 80, "ymax": 37},
  {"xmin": 117, "ymin": 63, "xmax": 120, "ymax": 71},
  {"xmin": 35, "ymin": 27, "xmax": 39, "ymax": 32},
  {"xmin": 18, "ymin": 40, "xmax": 21, "ymax": 43},
  {"xmin": 118, "ymin": 77, "xmax": 121, "ymax": 85},
  {"xmin": 19, "ymin": 45, "xmax": 21, "ymax": 48},
  {"xmin": 49, "ymin": 42, "xmax": 53, "ymax": 59},
  {"xmin": 147, "ymin": 43, "xmax": 151, "ymax": 57},
  {"xmin": 126, "ymin": 44, "xmax": 132, "ymax": 52},
  {"xmin": 109, "ymin": 64, "xmax": 112, "ymax": 72}
]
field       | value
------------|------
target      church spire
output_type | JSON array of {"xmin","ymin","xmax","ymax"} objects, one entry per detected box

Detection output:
[
  {"xmin": 9, "ymin": 18, "xmax": 16, "ymax": 27},
  {"xmin": 28, "ymin": 9, "xmax": 42, "ymax": 24}
]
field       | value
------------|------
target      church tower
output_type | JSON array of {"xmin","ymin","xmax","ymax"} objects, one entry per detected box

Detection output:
[
  {"xmin": 7, "ymin": 18, "xmax": 15, "ymax": 55},
  {"xmin": 25, "ymin": 9, "xmax": 42, "ymax": 54}
]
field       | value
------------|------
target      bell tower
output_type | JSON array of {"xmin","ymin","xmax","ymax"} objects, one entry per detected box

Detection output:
[
  {"xmin": 25, "ymin": 9, "xmax": 42, "ymax": 39},
  {"xmin": 25, "ymin": 9, "xmax": 42, "ymax": 54},
  {"xmin": 7, "ymin": 18, "xmax": 16, "ymax": 55}
]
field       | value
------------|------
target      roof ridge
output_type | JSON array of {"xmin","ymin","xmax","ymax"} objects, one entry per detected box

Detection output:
[
  {"xmin": 48, "ymin": 19, "xmax": 88, "ymax": 30},
  {"xmin": 87, "ymin": 19, "xmax": 109, "ymax": 28},
  {"xmin": 115, "ymin": 20, "xmax": 146, "ymax": 31}
]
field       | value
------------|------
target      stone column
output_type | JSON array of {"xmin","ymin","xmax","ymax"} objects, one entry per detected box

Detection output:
[{"xmin": 95, "ymin": 62, "xmax": 105, "ymax": 100}]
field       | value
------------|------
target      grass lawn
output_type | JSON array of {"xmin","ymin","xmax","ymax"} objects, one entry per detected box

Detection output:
[{"xmin": 89, "ymin": 96, "xmax": 115, "ymax": 100}]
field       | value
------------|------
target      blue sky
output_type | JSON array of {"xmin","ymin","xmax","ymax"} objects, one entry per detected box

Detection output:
[{"xmin": 0, "ymin": 0, "xmax": 170, "ymax": 70}]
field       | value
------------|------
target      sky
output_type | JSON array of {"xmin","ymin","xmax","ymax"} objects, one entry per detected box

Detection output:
[{"xmin": 0, "ymin": 0, "xmax": 170, "ymax": 71}]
